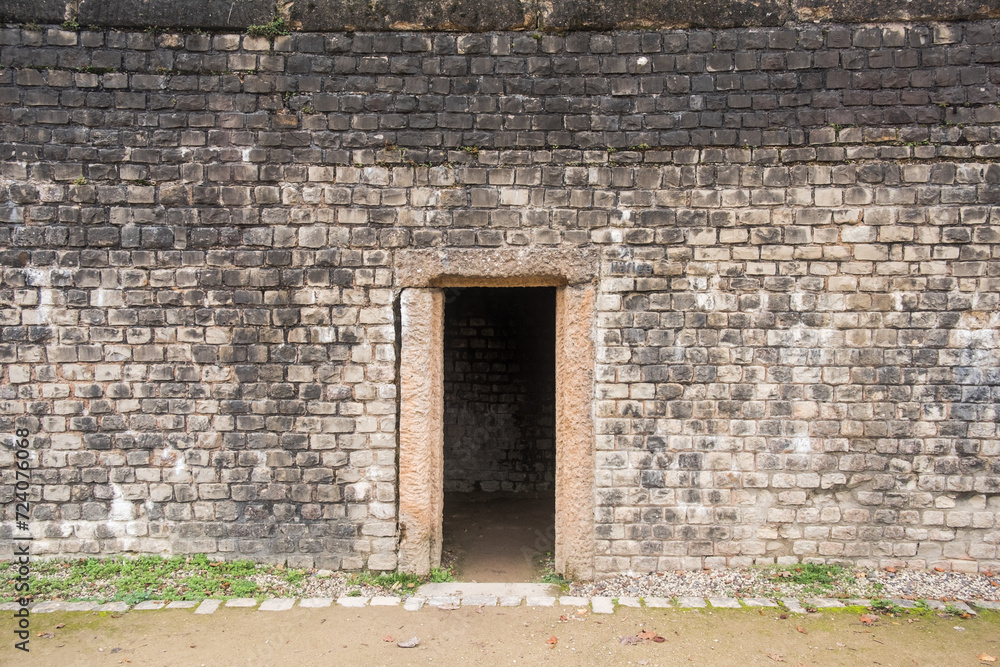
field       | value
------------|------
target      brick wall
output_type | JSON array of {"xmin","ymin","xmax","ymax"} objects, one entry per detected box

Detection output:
[
  {"xmin": 443, "ymin": 287, "xmax": 556, "ymax": 493},
  {"xmin": 0, "ymin": 21, "xmax": 998, "ymax": 575}
]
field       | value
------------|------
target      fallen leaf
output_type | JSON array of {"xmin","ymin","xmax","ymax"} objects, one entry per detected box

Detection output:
[
  {"xmin": 436, "ymin": 603, "xmax": 459, "ymax": 611},
  {"xmin": 934, "ymin": 567, "xmax": 946, "ymax": 573},
  {"xmin": 796, "ymin": 626, "xmax": 807, "ymax": 634},
  {"xmin": 397, "ymin": 637, "xmax": 420, "ymax": 649},
  {"xmin": 767, "ymin": 653, "xmax": 785, "ymax": 662},
  {"xmin": 559, "ymin": 615, "xmax": 569, "ymax": 622},
  {"xmin": 620, "ymin": 635, "xmax": 642, "ymax": 646},
  {"xmin": 779, "ymin": 613, "xmax": 789, "ymax": 620},
  {"xmin": 637, "ymin": 630, "xmax": 658, "ymax": 641},
  {"xmin": 860, "ymin": 615, "xmax": 878, "ymax": 625},
  {"xmin": 978, "ymin": 654, "xmax": 996, "ymax": 663},
  {"xmin": 382, "ymin": 636, "xmax": 394, "ymax": 642},
  {"xmin": 885, "ymin": 566, "xmax": 897, "ymax": 573},
  {"xmin": 546, "ymin": 636, "xmax": 558, "ymax": 647},
  {"xmin": 55, "ymin": 624, "xmax": 65, "ymax": 629},
  {"xmin": 38, "ymin": 632, "xmax": 54, "ymax": 638}
]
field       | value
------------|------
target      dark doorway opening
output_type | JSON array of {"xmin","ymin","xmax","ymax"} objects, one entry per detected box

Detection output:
[{"xmin": 441, "ymin": 287, "xmax": 556, "ymax": 582}]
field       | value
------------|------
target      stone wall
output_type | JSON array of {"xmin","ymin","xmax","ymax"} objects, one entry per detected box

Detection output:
[
  {"xmin": 443, "ymin": 287, "xmax": 556, "ymax": 493},
  {"xmin": 0, "ymin": 18, "xmax": 998, "ymax": 575}
]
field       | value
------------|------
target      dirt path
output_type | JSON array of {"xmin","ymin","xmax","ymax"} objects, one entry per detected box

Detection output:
[{"xmin": 2, "ymin": 604, "xmax": 997, "ymax": 666}]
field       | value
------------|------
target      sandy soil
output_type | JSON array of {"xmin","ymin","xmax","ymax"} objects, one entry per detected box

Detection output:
[
  {"xmin": 2, "ymin": 603, "xmax": 997, "ymax": 666},
  {"xmin": 443, "ymin": 492, "xmax": 554, "ymax": 582}
]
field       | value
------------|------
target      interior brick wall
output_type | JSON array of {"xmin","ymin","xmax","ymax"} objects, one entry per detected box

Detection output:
[{"xmin": 442, "ymin": 287, "xmax": 556, "ymax": 493}]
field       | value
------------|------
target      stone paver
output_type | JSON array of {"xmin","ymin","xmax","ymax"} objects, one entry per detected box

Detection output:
[
  {"xmin": 427, "ymin": 596, "xmax": 460, "ymax": 607},
  {"xmin": 559, "ymin": 596, "xmax": 590, "ymax": 606},
  {"xmin": 742, "ymin": 598, "xmax": 778, "ymax": 607},
  {"xmin": 403, "ymin": 597, "xmax": 426, "ymax": 611},
  {"xmin": 64, "ymin": 602, "xmax": 98, "ymax": 612},
  {"xmin": 781, "ymin": 599, "xmax": 807, "ymax": 613},
  {"xmin": 889, "ymin": 598, "xmax": 918, "ymax": 609},
  {"xmin": 33, "ymin": 601, "xmax": 66, "ymax": 613},
  {"xmin": 133, "ymin": 601, "xmax": 166, "ymax": 610},
  {"xmin": 94, "ymin": 602, "xmax": 130, "ymax": 613},
  {"xmin": 617, "ymin": 597, "xmax": 641, "ymax": 607},
  {"xmin": 951, "ymin": 601, "xmax": 976, "ymax": 615},
  {"xmin": 461, "ymin": 594, "xmax": 497, "ymax": 606},
  {"xmin": 259, "ymin": 598, "xmax": 295, "ymax": 611},
  {"xmin": 418, "ymin": 583, "xmax": 557, "ymax": 598},
  {"xmin": 370, "ymin": 596, "xmax": 402, "ymax": 606},
  {"xmin": 708, "ymin": 597, "xmax": 740, "ymax": 609},
  {"xmin": 525, "ymin": 596, "xmax": 556, "ymax": 607},
  {"xmin": 226, "ymin": 598, "xmax": 258, "ymax": 608},
  {"xmin": 923, "ymin": 600, "xmax": 947, "ymax": 611},
  {"xmin": 844, "ymin": 599, "xmax": 871, "ymax": 607},
  {"xmin": 337, "ymin": 596, "xmax": 370, "ymax": 608},
  {"xmin": 0, "ymin": 603, "xmax": 20, "ymax": 611},
  {"xmin": 299, "ymin": 598, "xmax": 333, "ymax": 608},
  {"xmin": 499, "ymin": 596, "xmax": 523, "ymax": 607},
  {"xmin": 643, "ymin": 597, "xmax": 672, "ymax": 608},
  {"xmin": 165, "ymin": 601, "xmax": 199, "ymax": 609},
  {"xmin": 194, "ymin": 599, "xmax": 221, "ymax": 615},
  {"xmin": 677, "ymin": 596, "xmax": 707, "ymax": 608},
  {"xmin": 804, "ymin": 598, "xmax": 844, "ymax": 609},
  {"xmin": 591, "ymin": 597, "xmax": 615, "ymax": 614},
  {"xmin": 972, "ymin": 600, "xmax": 1000, "ymax": 610}
]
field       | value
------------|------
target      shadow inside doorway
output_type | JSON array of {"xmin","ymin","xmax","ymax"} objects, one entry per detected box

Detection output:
[
  {"xmin": 441, "ymin": 287, "xmax": 556, "ymax": 583},
  {"xmin": 442, "ymin": 492, "xmax": 555, "ymax": 582}
]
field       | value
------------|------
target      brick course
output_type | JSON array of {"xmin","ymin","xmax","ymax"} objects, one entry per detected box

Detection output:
[{"xmin": 0, "ymin": 21, "xmax": 998, "ymax": 575}]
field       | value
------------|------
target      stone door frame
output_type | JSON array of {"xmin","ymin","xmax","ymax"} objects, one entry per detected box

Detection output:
[{"xmin": 396, "ymin": 249, "xmax": 597, "ymax": 580}]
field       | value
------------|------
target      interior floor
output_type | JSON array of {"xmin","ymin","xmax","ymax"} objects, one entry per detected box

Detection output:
[{"xmin": 442, "ymin": 492, "xmax": 555, "ymax": 583}]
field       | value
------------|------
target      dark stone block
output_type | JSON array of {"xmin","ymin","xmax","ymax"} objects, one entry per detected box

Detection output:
[
  {"xmin": 290, "ymin": 0, "xmax": 532, "ymax": 32},
  {"xmin": 78, "ymin": 0, "xmax": 276, "ymax": 29},
  {"xmin": 543, "ymin": 0, "xmax": 789, "ymax": 29}
]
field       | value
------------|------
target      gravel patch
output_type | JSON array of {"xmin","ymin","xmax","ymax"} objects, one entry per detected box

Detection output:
[{"xmin": 569, "ymin": 567, "xmax": 1000, "ymax": 602}]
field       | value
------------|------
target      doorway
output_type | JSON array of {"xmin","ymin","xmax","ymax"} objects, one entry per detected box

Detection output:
[
  {"xmin": 441, "ymin": 287, "xmax": 555, "ymax": 581},
  {"xmin": 397, "ymin": 252, "xmax": 597, "ymax": 582}
]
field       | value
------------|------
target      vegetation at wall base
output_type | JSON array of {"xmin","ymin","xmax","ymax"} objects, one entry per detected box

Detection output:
[{"xmin": 0, "ymin": 555, "xmax": 448, "ymax": 604}]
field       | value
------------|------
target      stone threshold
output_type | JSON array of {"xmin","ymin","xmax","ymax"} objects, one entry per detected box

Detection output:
[{"xmin": 2, "ymin": 594, "xmax": 992, "ymax": 616}]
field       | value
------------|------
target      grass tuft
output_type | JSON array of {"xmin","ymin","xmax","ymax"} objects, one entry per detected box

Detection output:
[{"xmin": 246, "ymin": 17, "xmax": 290, "ymax": 39}]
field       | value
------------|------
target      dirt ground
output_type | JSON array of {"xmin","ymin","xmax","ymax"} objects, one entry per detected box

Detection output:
[
  {"xmin": 443, "ymin": 492, "xmax": 555, "ymax": 582},
  {"xmin": 2, "ymin": 603, "xmax": 997, "ymax": 666}
]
